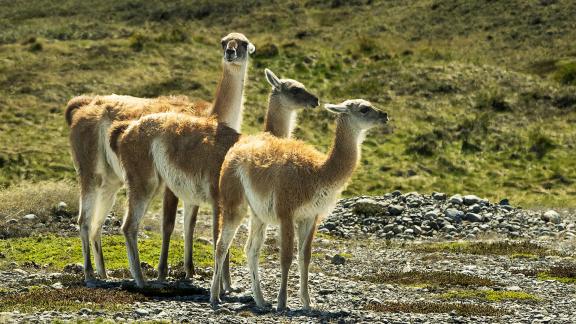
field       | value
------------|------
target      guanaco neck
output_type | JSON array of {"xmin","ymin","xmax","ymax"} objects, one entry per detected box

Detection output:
[
  {"xmin": 210, "ymin": 61, "xmax": 248, "ymax": 132},
  {"xmin": 264, "ymin": 93, "xmax": 296, "ymax": 138},
  {"xmin": 320, "ymin": 116, "xmax": 364, "ymax": 187}
]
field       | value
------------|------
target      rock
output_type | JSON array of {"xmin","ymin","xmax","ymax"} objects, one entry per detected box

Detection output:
[
  {"xmin": 444, "ymin": 208, "xmax": 464, "ymax": 222},
  {"xmin": 134, "ymin": 308, "xmax": 150, "ymax": 316},
  {"xmin": 404, "ymin": 228, "xmax": 414, "ymax": 235},
  {"xmin": 13, "ymin": 268, "xmax": 28, "ymax": 275},
  {"xmin": 448, "ymin": 194, "xmax": 463, "ymax": 205},
  {"xmin": 390, "ymin": 190, "xmax": 402, "ymax": 197},
  {"xmin": 22, "ymin": 214, "xmax": 38, "ymax": 221},
  {"xmin": 467, "ymin": 204, "xmax": 482, "ymax": 213},
  {"xmin": 388, "ymin": 204, "xmax": 404, "ymax": 216},
  {"xmin": 499, "ymin": 198, "xmax": 510, "ymax": 206},
  {"xmin": 0, "ymin": 252, "xmax": 5, "ymax": 258},
  {"xmin": 213, "ymin": 308, "xmax": 233, "ymax": 316},
  {"xmin": 506, "ymin": 285, "xmax": 522, "ymax": 291},
  {"xmin": 51, "ymin": 282, "xmax": 64, "ymax": 289},
  {"xmin": 143, "ymin": 225, "xmax": 153, "ymax": 231},
  {"xmin": 463, "ymin": 195, "xmax": 482, "ymax": 205},
  {"xmin": 78, "ymin": 308, "xmax": 92, "ymax": 315},
  {"xmin": 7, "ymin": 218, "xmax": 18, "ymax": 225},
  {"xmin": 331, "ymin": 254, "xmax": 346, "ymax": 265},
  {"xmin": 464, "ymin": 213, "xmax": 483, "ymax": 222},
  {"xmin": 542, "ymin": 210, "xmax": 561, "ymax": 224},
  {"xmin": 443, "ymin": 224, "xmax": 457, "ymax": 232},
  {"xmin": 57, "ymin": 201, "xmax": 68, "ymax": 211},
  {"xmin": 63, "ymin": 263, "xmax": 84, "ymax": 274},
  {"xmin": 432, "ymin": 192, "xmax": 447, "ymax": 200}
]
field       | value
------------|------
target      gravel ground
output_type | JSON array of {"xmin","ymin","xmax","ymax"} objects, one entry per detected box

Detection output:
[{"xmin": 1, "ymin": 192, "xmax": 575, "ymax": 323}]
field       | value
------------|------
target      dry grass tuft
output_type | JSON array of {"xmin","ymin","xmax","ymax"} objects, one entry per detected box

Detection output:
[
  {"xmin": 0, "ymin": 180, "xmax": 79, "ymax": 222},
  {"xmin": 362, "ymin": 270, "xmax": 495, "ymax": 287},
  {"xmin": 0, "ymin": 287, "xmax": 146, "ymax": 312},
  {"xmin": 364, "ymin": 301, "xmax": 507, "ymax": 316},
  {"xmin": 410, "ymin": 241, "xmax": 553, "ymax": 257}
]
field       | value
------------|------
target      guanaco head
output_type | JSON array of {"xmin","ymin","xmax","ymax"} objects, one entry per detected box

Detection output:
[
  {"xmin": 221, "ymin": 33, "xmax": 255, "ymax": 66},
  {"xmin": 265, "ymin": 68, "xmax": 319, "ymax": 110},
  {"xmin": 325, "ymin": 99, "xmax": 388, "ymax": 130}
]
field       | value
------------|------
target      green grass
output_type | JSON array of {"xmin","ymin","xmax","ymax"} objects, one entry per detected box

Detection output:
[
  {"xmin": 0, "ymin": 233, "xmax": 244, "ymax": 271},
  {"xmin": 0, "ymin": 0, "xmax": 575, "ymax": 207},
  {"xmin": 364, "ymin": 301, "xmax": 506, "ymax": 316},
  {"xmin": 410, "ymin": 241, "xmax": 554, "ymax": 257},
  {"xmin": 0, "ymin": 287, "xmax": 145, "ymax": 313},
  {"xmin": 362, "ymin": 270, "xmax": 495, "ymax": 288},
  {"xmin": 537, "ymin": 263, "xmax": 576, "ymax": 284},
  {"xmin": 440, "ymin": 289, "xmax": 540, "ymax": 302}
]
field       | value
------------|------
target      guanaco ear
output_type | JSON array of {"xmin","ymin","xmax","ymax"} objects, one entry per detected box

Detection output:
[
  {"xmin": 264, "ymin": 68, "xmax": 281, "ymax": 89},
  {"xmin": 324, "ymin": 103, "xmax": 349, "ymax": 114},
  {"xmin": 248, "ymin": 42, "xmax": 256, "ymax": 54}
]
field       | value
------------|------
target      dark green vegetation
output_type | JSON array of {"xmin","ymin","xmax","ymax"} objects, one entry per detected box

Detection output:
[
  {"xmin": 439, "ymin": 289, "xmax": 540, "ymax": 302},
  {"xmin": 0, "ymin": 287, "xmax": 146, "ymax": 312},
  {"xmin": 410, "ymin": 241, "xmax": 556, "ymax": 258},
  {"xmin": 0, "ymin": 234, "xmax": 244, "ymax": 270},
  {"xmin": 0, "ymin": 0, "xmax": 575, "ymax": 207},
  {"xmin": 362, "ymin": 270, "xmax": 495, "ymax": 287},
  {"xmin": 364, "ymin": 301, "xmax": 507, "ymax": 316}
]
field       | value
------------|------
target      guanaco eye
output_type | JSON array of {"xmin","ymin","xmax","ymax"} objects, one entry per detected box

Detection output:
[
  {"xmin": 221, "ymin": 41, "xmax": 227, "ymax": 49},
  {"xmin": 360, "ymin": 106, "xmax": 370, "ymax": 113},
  {"xmin": 290, "ymin": 88, "xmax": 302, "ymax": 94}
]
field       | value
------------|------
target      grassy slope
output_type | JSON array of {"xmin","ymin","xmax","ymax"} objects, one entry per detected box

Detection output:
[{"xmin": 0, "ymin": 0, "xmax": 575, "ymax": 207}]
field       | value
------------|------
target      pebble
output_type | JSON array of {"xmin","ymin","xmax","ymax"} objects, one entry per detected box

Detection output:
[
  {"xmin": 331, "ymin": 254, "xmax": 346, "ymax": 265},
  {"xmin": 134, "ymin": 308, "xmax": 150, "ymax": 316},
  {"xmin": 22, "ymin": 214, "xmax": 38, "ymax": 221},
  {"xmin": 542, "ymin": 210, "xmax": 561, "ymax": 224}
]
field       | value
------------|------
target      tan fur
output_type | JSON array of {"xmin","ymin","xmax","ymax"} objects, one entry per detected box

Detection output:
[
  {"xmin": 67, "ymin": 32, "xmax": 253, "ymax": 282},
  {"xmin": 113, "ymin": 70, "xmax": 317, "ymax": 289},
  {"xmin": 210, "ymin": 99, "xmax": 389, "ymax": 310}
]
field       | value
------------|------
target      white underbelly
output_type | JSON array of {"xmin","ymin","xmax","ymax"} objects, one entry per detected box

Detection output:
[
  {"xmin": 294, "ymin": 188, "xmax": 339, "ymax": 221},
  {"xmin": 152, "ymin": 140, "xmax": 211, "ymax": 205}
]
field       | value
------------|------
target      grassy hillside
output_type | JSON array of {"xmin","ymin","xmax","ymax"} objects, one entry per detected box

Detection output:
[{"xmin": 0, "ymin": 0, "xmax": 575, "ymax": 207}]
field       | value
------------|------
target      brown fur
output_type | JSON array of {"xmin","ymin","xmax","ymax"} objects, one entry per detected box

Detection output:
[
  {"xmin": 113, "ymin": 70, "xmax": 317, "ymax": 289},
  {"xmin": 210, "ymin": 100, "xmax": 389, "ymax": 310},
  {"xmin": 67, "ymin": 33, "xmax": 253, "ymax": 283},
  {"xmin": 65, "ymin": 95, "xmax": 94, "ymax": 126}
]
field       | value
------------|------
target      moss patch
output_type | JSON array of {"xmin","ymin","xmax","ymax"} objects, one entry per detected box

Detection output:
[
  {"xmin": 440, "ymin": 289, "xmax": 540, "ymax": 302},
  {"xmin": 0, "ymin": 287, "xmax": 146, "ymax": 313},
  {"xmin": 364, "ymin": 301, "xmax": 506, "ymax": 316},
  {"xmin": 410, "ymin": 241, "xmax": 553, "ymax": 257},
  {"xmin": 0, "ymin": 234, "xmax": 244, "ymax": 271},
  {"xmin": 537, "ymin": 264, "xmax": 576, "ymax": 284},
  {"xmin": 362, "ymin": 270, "xmax": 495, "ymax": 287}
]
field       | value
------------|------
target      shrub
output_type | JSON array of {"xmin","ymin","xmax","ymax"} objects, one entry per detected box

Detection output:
[
  {"xmin": 528, "ymin": 129, "xmax": 556, "ymax": 159},
  {"xmin": 553, "ymin": 62, "xmax": 576, "ymax": 86},
  {"xmin": 129, "ymin": 33, "xmax": 147, "ymax": 52}
]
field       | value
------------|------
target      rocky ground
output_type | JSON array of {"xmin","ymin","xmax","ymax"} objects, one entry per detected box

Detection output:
[{"xmin": 1, "ymin": 192, "xmax": 575, "ymax": 323}]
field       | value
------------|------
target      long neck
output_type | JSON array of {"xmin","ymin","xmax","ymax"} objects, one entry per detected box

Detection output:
[
  {"xmin": 210, "ymin": 62, "xmax": 248, "ymax": 132},
  {"xmin": 320, "ymin": 116, "xmax": 365, "ymax": 187},
  {"xmin": 263, "ymin": 93, "xmax": 296, "ymax": 138}
]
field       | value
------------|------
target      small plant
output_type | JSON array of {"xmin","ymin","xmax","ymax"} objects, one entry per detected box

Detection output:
[
  {"xmin": 0, "ymin": 287, "xmax": 146, "ymax": 312},
  {"xmin": 440, "ymin": 289, "xmax": 540, "ymax": 302},
  {"xmin": 129, "ymin": 33, "xmax": 147, "ymax": 52},
  {"xmin": 361, "ymin": 270, "xmax": 495, "ymax": 287},
  {"xmin": 537, "ymin": 263, "xmax": 576, "ymax": 283},
  {"xmin": 474, "ymin": 90, "xmax": 512, "ymax": 112},
  {"xmin": 410, "ymin": 241, "xmax": 553, "ymax": 257},
  {"xmin": 528, "ymin": 129, "xmax": 556, "ymax": 159},
  {"xmin": 553, "ymin": 61, "xmax": 576, "ymax": 86},
  {"xmin": 364, "ymin": 301, "xmax": 506, "ymax": 316},
  {"xmin": 28, "ymin": 41, "xmax": 43, "ymax": 52}
]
